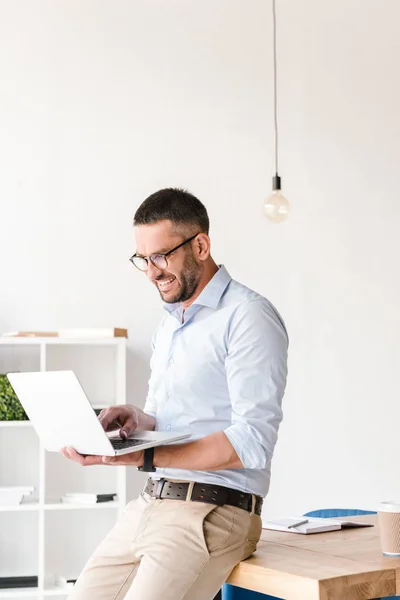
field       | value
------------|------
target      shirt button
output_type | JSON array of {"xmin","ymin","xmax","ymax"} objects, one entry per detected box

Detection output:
[
  {"xmin": 166, "ymin": 425, "xmax": 171, "ymax": 431},
  {"xmin": 169, "ymin": 358, "xmax": 174, "ymax": 364},
  {"xmin": 167, "ymin": 391, "xmax": 172, "ymax": 397}
]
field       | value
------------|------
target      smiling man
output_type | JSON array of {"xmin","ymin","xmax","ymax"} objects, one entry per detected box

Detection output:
[{"xmin": 63, "ymin": 188, "xmax": 288, "ymax": 600}]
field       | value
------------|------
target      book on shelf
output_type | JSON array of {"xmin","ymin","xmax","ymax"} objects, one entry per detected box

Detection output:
[
  {"xmin": 1, "ymin": 331, "xmax": 58, "ymax": 338},
  {"xmin": 58, "ymin": 328, "xmax": 128, "ymax": 338},
  {"xmin": 0, "ymin": 575, "xmax": 38, "ymax": 589},
  {"xmin": 263, "ymin": 516, "xmax": 374, "ymax": 535},
  {"xmin": 61, "ymin": 492, "xmax": 117, "ymax": 504}
]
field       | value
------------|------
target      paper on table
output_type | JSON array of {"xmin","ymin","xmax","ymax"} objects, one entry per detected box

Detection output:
[{"xmin": 263, "ymin": 517, "xmax": 373, "ymax": 535}]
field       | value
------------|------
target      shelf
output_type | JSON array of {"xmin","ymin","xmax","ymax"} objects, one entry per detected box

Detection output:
[
  {"xmin": 0, "ymin": 338, "xmax": 126, "ymax": 346},
  {"xmin": 0, "ymin": 587, "xmax": 38, "ymax": 598},
  {"xmin": 44, "ymin": 502, "xmax": 121, "ymax": 510},
  {"xmin": 0, "ymin": 503, "xmax": 39, "ymax": 512},
  {"xmin": 0, "ymin": 585, "xmax": 72, "ymax": 597},
  {"xmin": 0, "ymin": 421, "xmax": 32, "ymax": 428},
  {"xmin": 0, "ymin": 413, "xmax": 109, "ymax": 426},
  {"xmin": 0, "ymin": 501, "xmax": 121, "ymax": 512},
  {"xmin": 43, "ymin": 586, "xmax": 70, "ymax": 596},
  {"xmin": 0, "ymin": 337, "xmax": 127, "ymax": 599}
]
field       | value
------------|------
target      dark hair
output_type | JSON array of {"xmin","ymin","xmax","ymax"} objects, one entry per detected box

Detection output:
[{"xmin": 134, "ymin": 188, "xmax": 209, "ymax": 235}]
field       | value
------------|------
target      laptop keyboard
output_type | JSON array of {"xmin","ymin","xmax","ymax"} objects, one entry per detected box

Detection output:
[{"xmin": 110, "ymin": 438, "xmax": 154, "ymax": 450}]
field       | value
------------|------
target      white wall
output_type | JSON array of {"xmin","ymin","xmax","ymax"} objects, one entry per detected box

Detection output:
[{"xmin": 1, "ymin": 0, "xmax": 400, "ymax": 517}]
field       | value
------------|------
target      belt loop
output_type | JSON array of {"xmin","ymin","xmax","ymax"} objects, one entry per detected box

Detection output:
[
  {"xmin": 186, "ymin": 481, "xmax": 195, "ymax": 501},
  {"xmin": 155, "ymin": 478, "xmax": 165, "ymax": 499},
  {"xmin": 250, "ymin": 494, "xmax": 256, "ymax": 515}
]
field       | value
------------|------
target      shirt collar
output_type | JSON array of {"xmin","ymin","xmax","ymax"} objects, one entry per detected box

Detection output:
[{"xmin": 163, "ymin": 265, "xmax": 232, "ymax": 314}]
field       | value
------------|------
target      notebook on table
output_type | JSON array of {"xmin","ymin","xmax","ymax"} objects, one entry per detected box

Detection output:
[{"xmin": 263, "ymin": 517, "xmax": 374, "ymax": 535}]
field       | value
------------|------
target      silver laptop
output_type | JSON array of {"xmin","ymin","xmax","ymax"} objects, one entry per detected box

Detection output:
[{"xmin": 7, "ymin": 370, "xmax": 191, "ymax": 456}]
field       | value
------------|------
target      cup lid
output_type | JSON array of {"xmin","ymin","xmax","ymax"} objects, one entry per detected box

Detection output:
[{"xmin": 379, "ymin": 501, "xmax": 400, "ymax": 513}]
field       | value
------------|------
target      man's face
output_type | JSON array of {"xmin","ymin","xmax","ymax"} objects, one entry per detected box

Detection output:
[{"xmin": 135, "ymin": 220, "xmax": 202, "ymax": 304}]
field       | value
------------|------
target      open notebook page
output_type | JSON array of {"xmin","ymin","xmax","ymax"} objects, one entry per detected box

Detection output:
[{"xmin": 263, "ymin": 517, "xmax": 373, "ymax": 535}]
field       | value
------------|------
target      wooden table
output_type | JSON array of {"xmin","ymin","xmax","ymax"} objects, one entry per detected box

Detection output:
[{"xmin": 227, "ymin": 515, "xmax": 400, "ymax": 599}]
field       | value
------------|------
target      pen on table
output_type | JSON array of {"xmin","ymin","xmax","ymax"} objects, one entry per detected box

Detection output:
[{"xmin": 287, "ymin": 519, "xmax": 309, "ymax": 529}]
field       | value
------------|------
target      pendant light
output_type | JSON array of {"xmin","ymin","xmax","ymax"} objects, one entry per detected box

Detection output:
[{"xmin": 264, "ymin": 0, "xmax": 290, "ymax": 223}]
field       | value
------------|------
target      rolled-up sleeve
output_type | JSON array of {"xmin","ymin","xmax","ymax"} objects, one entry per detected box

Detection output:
[{"xmin": 224, "ymin": 299, "xmax": 288, "ymax": 469}]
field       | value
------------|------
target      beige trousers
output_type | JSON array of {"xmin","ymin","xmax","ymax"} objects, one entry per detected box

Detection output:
[{"xmin": 67, "ymin": 488, "xmax": 262, "ymax": 600}]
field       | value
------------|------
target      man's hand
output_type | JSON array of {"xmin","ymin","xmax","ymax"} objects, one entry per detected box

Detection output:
[
  {"xmin": 98, "ymin": 404, "xmax": 141, "ymax": 439},
  {"xmin": 60, "ymin": 404, "xmax": 155, "ymax": 467},
  {"xmin": 60, "ymin": 446, "xmax": 144, "ymax": 467}
]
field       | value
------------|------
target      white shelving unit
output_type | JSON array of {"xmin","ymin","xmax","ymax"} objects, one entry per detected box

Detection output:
[{"xmin": 0, "ymin": 337, "xmax": 127, "ymax": 600}]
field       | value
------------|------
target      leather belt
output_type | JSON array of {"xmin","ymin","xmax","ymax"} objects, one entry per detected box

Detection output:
[{"xmin": 144, "ymin": 478, "xmax": 263, "ymax": 516}]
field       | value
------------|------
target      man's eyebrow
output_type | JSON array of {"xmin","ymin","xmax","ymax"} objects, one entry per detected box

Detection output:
[{"xmin": 135, "ymin": 246, "xmax": 170, "ymax": 257}]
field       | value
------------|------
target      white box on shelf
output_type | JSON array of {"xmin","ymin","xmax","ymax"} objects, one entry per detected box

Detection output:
[{"xmin": 0, "ymin": 487, "xmax": 34, "ymax": 506}]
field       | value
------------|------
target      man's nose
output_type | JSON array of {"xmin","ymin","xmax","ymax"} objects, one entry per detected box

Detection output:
[{"xmin": 146, "ymin": 260, "xmax": 162, "ymax": 281}]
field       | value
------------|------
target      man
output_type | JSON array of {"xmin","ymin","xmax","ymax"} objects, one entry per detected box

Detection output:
[{"xmin": 63, "ymin": 188, "xmax": 288, "ymax": 600}]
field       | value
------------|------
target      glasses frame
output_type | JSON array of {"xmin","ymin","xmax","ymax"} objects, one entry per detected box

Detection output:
[{"xmin": 129, "ymin": 233, "xmax": 199, "ymax": 272}]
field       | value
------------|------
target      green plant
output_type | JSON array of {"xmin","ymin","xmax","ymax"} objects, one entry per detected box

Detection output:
[{"xmin": 0, "ymin": 374, "xmax": 28, "ymax": 421}]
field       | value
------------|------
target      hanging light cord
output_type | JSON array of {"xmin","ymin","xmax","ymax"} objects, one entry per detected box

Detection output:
[{"xmin": 272, "ymin": 0, "xmax": 279, "ymax": 175}]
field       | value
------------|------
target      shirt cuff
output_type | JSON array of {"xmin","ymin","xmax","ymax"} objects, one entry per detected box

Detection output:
[{"xmin": 224, "ymin": 423, "xmax": 272, "ymax": 470}]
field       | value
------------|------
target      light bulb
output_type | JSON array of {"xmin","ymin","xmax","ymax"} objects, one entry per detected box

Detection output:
[{"xmin": 264, "ymin": 175, "xmax": 290, "ymax": 223}]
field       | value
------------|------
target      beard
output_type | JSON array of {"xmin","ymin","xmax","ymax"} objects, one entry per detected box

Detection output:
[{"xmin": 157, "ymin": 251, "xmax": 201, "ymax": 304}]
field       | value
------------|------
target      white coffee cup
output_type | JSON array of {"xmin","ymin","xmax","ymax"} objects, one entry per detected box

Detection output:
[{"xmin": 378, "ymin": 501, "xmax": 400, "ymax": 556}]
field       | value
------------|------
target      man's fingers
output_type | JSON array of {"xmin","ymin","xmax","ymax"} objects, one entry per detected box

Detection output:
[
  {"xmin": 119, "ymin": 415, "xmax": 137, "ymax": 438},
  {"xmin": 98, "ymin": 407, "xmax": 137, "ymax": 437},
  {"xmin": 62, "ymin": 447, "xmax": 104, "ymax": 466},
  {"xmin": 98, "ymin": 408, "xmax": 116, "ymax": 431}
]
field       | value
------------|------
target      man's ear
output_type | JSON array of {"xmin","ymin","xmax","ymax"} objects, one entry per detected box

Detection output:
[{"xmin": 194, "ymin": 233, "xmax": 211, "ymax": 261}]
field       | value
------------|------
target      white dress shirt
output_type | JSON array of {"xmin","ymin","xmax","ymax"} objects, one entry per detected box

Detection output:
[{"xmin": 144, "ymin": 266, "xmax": 288, "ymax": 497}]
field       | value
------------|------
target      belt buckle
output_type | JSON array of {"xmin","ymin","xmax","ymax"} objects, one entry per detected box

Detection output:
[{"xmin": 155, "ymin": 478, "xmax": 166, "ymax": 499}]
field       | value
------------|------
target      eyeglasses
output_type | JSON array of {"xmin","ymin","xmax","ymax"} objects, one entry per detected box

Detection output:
[{"xmin": 129, "ymin": 233, "xmax": 199, "ymax": 272}]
